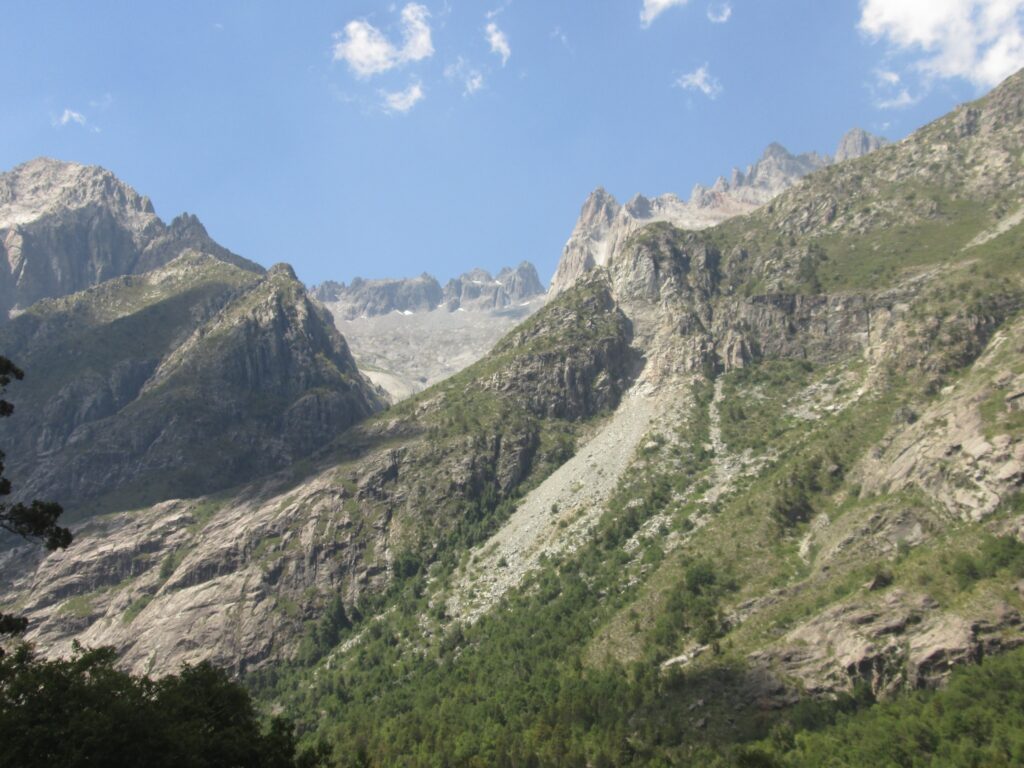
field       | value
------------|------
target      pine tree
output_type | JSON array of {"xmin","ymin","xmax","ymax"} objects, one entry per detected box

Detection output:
[{"xmin": 0, "ymin": 356, "xmax": 72, "ymax": 640}]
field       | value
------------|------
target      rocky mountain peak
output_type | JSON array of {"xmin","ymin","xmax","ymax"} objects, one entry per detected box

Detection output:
[
  {"xmin": 268, "ymin": 262, "xmax": 298, "ymax": 280},
  {"xmin": 0, "ymin": 249, "xmax": 383, "ymax": 513},
  {"xmin": 462, "ymin": 267, "xmax": 496, "ymax": 285},
  {"xmin": 167, "ymin": 212, "xmax": 207, "ymax": 237},
  {"xmin": 0, "ymin": 157, "xmax": 156, "ymax": 231},
  {"xmin": 549, "ymin": 126, "xmax": 881, "ymax": 296},
  {"xmin": 834, "ymin": 127, "xmax": 889, "ymax": 163},
  {"xmin": 442, "ymin": 263, "xmax": 546, "ymax": 312},
  {"xmin": 625, "ymin": 193, "xmax": 653, "ymax": 218},
  {"xmin": 0, "ymin": 158, "xmax": 259, "ymax": 318},
  {"xmin": 579, "ymin": 186, "xmax": 621, "ymax": 227},
  {"xmin": 760, "ymin": 142, "xmax": 792, "ymax": 162},
  {"xmin": 496, "ymin": 262, "xmax": 545, "ymax": 301}
]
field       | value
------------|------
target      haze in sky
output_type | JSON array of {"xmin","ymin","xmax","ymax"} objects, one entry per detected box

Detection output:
[{"xmin": 2, "ymin": 1, "xmax": 1022, "ymax": 286}]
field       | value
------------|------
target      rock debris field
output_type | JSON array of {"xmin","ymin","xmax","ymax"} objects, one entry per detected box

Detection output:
[{"xmin": 446, "ymin": 378, "xmax": 667, "ymax": 623}]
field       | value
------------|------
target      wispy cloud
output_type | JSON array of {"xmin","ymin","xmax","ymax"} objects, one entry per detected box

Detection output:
[
  {"xmin": 333, "ymin": 3, "xmax": 433, "ymax": 78},
  {"xmin": 382, "ymin": 81, "xmax": 425, "ymax": 113},
  {"xmin": 860, "ymin": 0, "xmax": 1024, "ymax": 88},
  {"xmin": 875, "ymin": 68, "xmax": 902, "ymax": 86},
  {"xmin": 52, "ymin": 108, "xmax": 93, "ymax": 130},
  {"xmin": 869, "ymin": 68, "xmax": 919, "ymax": 109},
  {"xmin": 876, "ymin": 88, "xmax": 918, "ymax": 109},
  {"xmin": 675, "ymin": 64, "xmax": 722, "ymax": 98},
  {"xmin": 445, "ymin": 57, "xmax": 485, "ymax": 96},
  {"xmin": 641, "ymin": 0, "xmax": 689, "ymax": 27},
  {"xmin": 707, "ymin": 2, "xmax": 731, "ymax": 23},
  {"xmin": 88, "ymin": 93, "xmax": 114, "ymax": 110},
  {"xmin": 485, "ymin": 2, "xmax": 511, "ymax": 20},
  {"xmin": 486, "ymin": 22, "xmax": 511, "ymax": 65},
  {"xmin": 551, "ymin": 25, "xmax": 573, "ymax": 53}
]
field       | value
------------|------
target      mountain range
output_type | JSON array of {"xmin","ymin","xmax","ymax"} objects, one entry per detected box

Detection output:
[
  {"xmin": 312, "ymin": 262, "xmax": 544, "ymax": 318},
  {"xmin": 0, "ymin": 160, "xmax": 384, "ymax": 515},
  {"xmin": 549, "ymin": 128, "xmax": 888, "ymax": 295},
  {"xmin": 1, "ymin": 69, "xmax": 1023, "ymax": 765}
]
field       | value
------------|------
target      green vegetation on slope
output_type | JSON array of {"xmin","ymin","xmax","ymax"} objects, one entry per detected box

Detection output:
[
  {"xmin": 240, "ymin": 73, "xmax": 1024, "ymax": 766},
  {"xmin": 0, "ymin": 644, "xmax": 320, "ymax": 768},
  {"xmin": 738, "ymin": 643, "xmax": 1024, "ymax": 767}
]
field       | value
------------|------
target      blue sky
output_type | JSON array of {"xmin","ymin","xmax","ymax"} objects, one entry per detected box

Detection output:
[{"xmin": 2, "ymin": 1, "xmax": 1022, "ymax": 286}]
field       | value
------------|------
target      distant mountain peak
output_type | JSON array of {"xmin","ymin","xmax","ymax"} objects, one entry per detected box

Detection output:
[
  {"xmin": 834, "ymin": 127, "xmax": 889, "ymax": 163},
  {"xmin": 443, "ymin": 262, "xmax": 546, "ymax": 312},
  {"xmin": 761, "ymin": 141, "xmax": 793, "ymax": 160},
  {"xmin": 549, "ymin": 126, "xmax": 888, "ymax": 295}
]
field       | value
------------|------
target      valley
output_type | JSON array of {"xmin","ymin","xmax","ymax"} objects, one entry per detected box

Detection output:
[{"xmin": 1, "ymin": 60, "xmax": 1024, "ymax": 768}]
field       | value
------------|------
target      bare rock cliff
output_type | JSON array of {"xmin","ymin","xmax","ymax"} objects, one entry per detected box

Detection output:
[{"xmin": 0, "ymin": 158, "xmax": 260, "ymax": 318}]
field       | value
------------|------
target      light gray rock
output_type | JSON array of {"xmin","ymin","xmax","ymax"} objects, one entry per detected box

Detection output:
[
  {"xmin": 549, "ymin": 130, "xmax": 888, "ymax": 297},
  {"xmin": 834, "ymin": 128, "xmax": 889, "ymax": 163},
  {"xmin": 311, "ymin": 273, "xmax": 443, "ymax": 318},
  {"xmin": 0, "ymin": 158, "xmax": 261, "ymax": 318}
]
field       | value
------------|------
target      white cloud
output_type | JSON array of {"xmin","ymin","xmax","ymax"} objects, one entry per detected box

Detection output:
[
  {"xmin": 53, "ymin": 109, "xmax": 87, "ymax": 128},
  {"xmin": 445, "ymin": 57, "xmax": 485, "ymax": 95},
  {"xmin": 382, "ymin": 81, "xmax": 425, "ymax": 113},
  {"xmin": 707, "ymin": 2, "xmax": 731, "ymax": 23},
  {"xmin": 870, "ymin": 68, "xmax": 919, "ymax": 108},
  {"xmin": 675, "ymin": 64, "xmax": 722, "ymax": 98},
  {"xmin": 875, "ymin": 68, "xmax": 902, "ymax": 86},
  {"xmin": 859, "ymin": 0, "xmax": 1024, "ymax": 88},
  {"xmin": 333, "ymin": 3, "xmax": 434, "ymax": 78},
  {"xmin": 641, "ymin": 0, "xmax": 689, "ymax": 27},
  {"xmin": 465, "ymin": 71, "xmax": 485, "ymax": 94},
  {"xmin": 877, "ymin": 88, "xmax": 918, "ymax": 108},
  {"xmin": 486, "ymin": 22, "xmax": 511, "ymax": 65}
]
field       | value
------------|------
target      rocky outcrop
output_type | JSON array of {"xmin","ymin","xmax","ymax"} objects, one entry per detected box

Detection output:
[
  {"xmin": 442, "ymin": 262, "xmax": 546, "ymax": 311},
  {"xmin": 751, "ymin": 589, "xmax": 1024, "ymax": 697},
  {"xmin": 0, "ymin": 253, "xmax": 384, "ymax": 513},
  {"xmin": 855, "ymin": 317, "xmax": 1024, "ymax": 522},
  {"xmin": 0, "ymin": 158, "xmax": 261, "ymax": 318},
  {"xmin": 834, "ymin": 127, "xmax": 889, "ymax": 163},
  {"xmin": 483, "ymin": 278, "xmax": 634, "ymax": 419},
  {"xmin": 496, "ymin": 262, "xmax": 545, "ymax": 302}
]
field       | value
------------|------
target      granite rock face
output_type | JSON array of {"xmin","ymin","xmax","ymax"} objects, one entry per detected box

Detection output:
[
  {"xmin": 0, "ymin": 253, "xmax": 384, "ymax": 514},
  {"xmin": 834, "ymin": 127, "xmax": 890, "ymax": 163},
  {"xmin": 0, "ymin": 158, "xmax": 261, "ymax": 318},
  {"xmin": 0, "ymin": 163, "xmax": 383, "ymax": 515}
]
